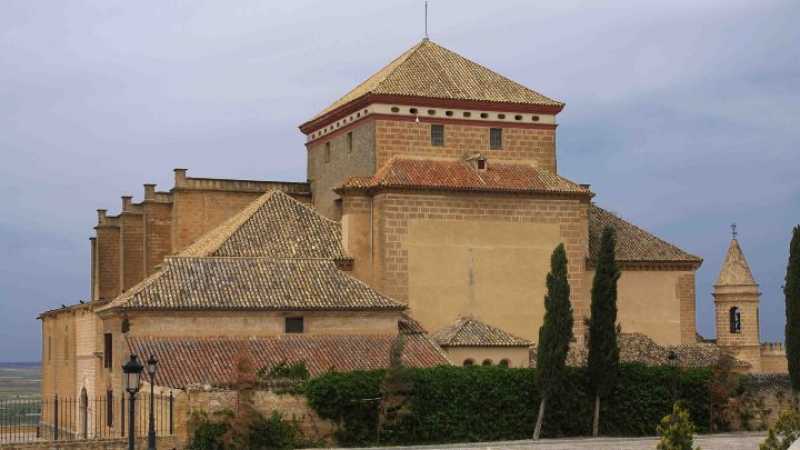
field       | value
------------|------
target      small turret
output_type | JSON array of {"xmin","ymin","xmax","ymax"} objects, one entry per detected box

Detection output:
[{"xmin": 713, "ymin": 224, "xmax": 761, "ymax": 371}]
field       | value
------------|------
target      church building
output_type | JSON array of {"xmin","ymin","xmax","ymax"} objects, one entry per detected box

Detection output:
[{"xmin": 38, "ymin": 38, "xmax": 785, "ymax": 416}]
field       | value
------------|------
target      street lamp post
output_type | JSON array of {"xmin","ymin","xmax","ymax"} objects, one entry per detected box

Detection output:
[
  {"xmin": 123, "ymin": 354, "xmax": 144, "ymax": 450},
  {"xmin": 146, "ymin": 355, "xmax": 159, "ymax": 450},
  {"xmin": 667, "ymin": 350, "xmax": 678, "ymax": 406}
]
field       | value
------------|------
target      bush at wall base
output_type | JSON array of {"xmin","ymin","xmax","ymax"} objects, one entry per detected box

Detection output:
[{"xmin": 304, "ymin": 364, "xmax": 712, "ymax": 447}]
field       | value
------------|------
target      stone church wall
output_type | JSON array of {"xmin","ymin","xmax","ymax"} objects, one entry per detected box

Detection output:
[
  {"xmin": 374, "ymin": 119, "xmax": 557, "ymax": 173},
  {"xmin": 307, "ymin": 120, "xmax": 376, "ymax": 219},
  {"xmin": 371, "ymin": 190, "xmax": 590, "ymax": 343},
  {"xmin": 584, "ymin": 269, "xmax": 696, "ymax": 346}
]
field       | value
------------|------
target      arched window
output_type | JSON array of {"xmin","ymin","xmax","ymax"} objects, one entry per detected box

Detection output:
[
  {"xmin": 463, "ymin": 359, "xmax": 474, "ymax": 367},
  {"xmin": 499, "ymin": 359, "xmax": 510, "ymax": 368},
  {"xmin": 729, "ymin": 307, "xmax": 742, "ymax": 334},
  {"xmin": 482, "ymin": 359, "xmax": 493, "ymax": 366}
]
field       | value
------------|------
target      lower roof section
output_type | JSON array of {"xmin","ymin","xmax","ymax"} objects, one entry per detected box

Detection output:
[
  {"xmin": 127, "ymin": 334, "xmax": 449, "ymax": 389},
  {"xmin": 337, "ymin": 157, "xmax": 591, "ymax": 196}
]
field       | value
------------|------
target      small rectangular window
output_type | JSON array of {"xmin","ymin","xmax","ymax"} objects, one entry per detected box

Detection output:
[
  {"xmin": 347, "ymin": 132, "xmax": 353, "ymax": 153},
  {"xmin": 106, "ymin": 390, "xmax": 114, "ymax": 426},
  {"xmin": 104, "ymin": 333, "xmax": 113, "ymax": 369},
  {"xmin": 324, "ymin": 142, "xmax": 331, "ymax": 163},
  {"xmin": 431, "ymin": 124, "xmax": 444, "ymax": 146},
  {"xmin": 285, "ymin": 317, "xmax": 304, "ymax": 333},
  {"xmin": 490, "ymin": 128, "xmax": 503, "ymax": 149}
]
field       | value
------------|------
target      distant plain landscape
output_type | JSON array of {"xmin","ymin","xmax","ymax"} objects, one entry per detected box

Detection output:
[{"xmin": 0, "ymin": 363, "xmax": 40, "ymax": 401}]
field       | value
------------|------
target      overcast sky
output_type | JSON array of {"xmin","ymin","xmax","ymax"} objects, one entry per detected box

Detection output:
[{"xmin": 1, "ymin": 0, "xmax": 798, "ymax": 362}]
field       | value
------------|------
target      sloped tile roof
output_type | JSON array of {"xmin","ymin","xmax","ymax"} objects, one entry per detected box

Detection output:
[
  {"xmin": 179, "ymin": 190, "xmax": 346, "ymax": 259},
  {"xmin": 588, "ymin": 205, "xmax": 702, "ymax": 265},
  {"xmin": 107, "ymin": 257, "xmax": 403, "ymax": 311},
  {"xmin": 716, "ymin": 239, "xmax": 757, "ymax": 286},
  {"xmin": 127, "ymin": 334, "xmax": 449, "ymax": 388},
  {"xmin": 338, "ymin": 157, "xmax": 591, "ymax": 195},
  {"xmin": 433, "ymin": 317, "xmax": 530, "ymax": 347},
  {"xmin": 312, "ymin": 39, "xmax": 563, "ymax": 120}
]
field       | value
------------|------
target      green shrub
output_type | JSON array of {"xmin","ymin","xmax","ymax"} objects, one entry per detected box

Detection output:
[
  {"xmin": 187, "ymin": 409, "xmax": 301, "ymax": 450},
  {"xmin": 304, "ymin": 363, "xmax": 713, "ymax": 447},
  {"xmin": 760, "ymin": 409, "xmax": 800, "ymax": 450},
  {"xmin": 187, "ymin": 411, "xmax": 231, "ymax": 450},
  {"xmin": 305, "ymin": 370, "xmax": 385, "ymax": 446},
  {"xmin": 656, "ymin": 402, "xmax": 700, "ymax": 450}
]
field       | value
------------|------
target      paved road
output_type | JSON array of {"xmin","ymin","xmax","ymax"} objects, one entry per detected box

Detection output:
[{"xmin": 312, "ymin": 433, "xmax": 767, "ymax": 450}]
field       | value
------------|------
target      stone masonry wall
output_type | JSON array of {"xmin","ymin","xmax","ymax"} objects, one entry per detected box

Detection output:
[
  {"xmin": 374, "ymin": 120, "xmax": 557, "ymax": 173},
  {"xmin": 94, "ymin": 221, "xmax": 120, "ymax": 302},
  {"xmin": 175, "ymin": 388, "xmax": 335, "ymax": 446},
  {"xmin": 678, "ymin": 273, "xmax": 697, "ymax": 345},
  {"xmin": 307, "ymin": 120, "xmax": 376, "ymax": 219},
  {"xmin": 373, "ymin": 190, "xmax": 590, "ymax": 342},
  {"xmin": 0, "ymin": 437, "xmax": 178, "ymax": 450},
  {"xmin": 119, "ymin": 206, "xmax": 145, "ymax": 293},
  {"xmin": 142, "ymin": 199, "xmax": 172, "ymax": 276}
]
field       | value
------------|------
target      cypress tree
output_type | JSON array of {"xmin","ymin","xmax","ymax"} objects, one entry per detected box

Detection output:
[
  {"xmin": 785, "ymin": 225, "xmax": 800, "ymax": 390},
  {"xmin": 533, "ymin": 244, "xmax": 573, "ymax": 440},
  {"xmin": 587, "ymin": 226, "xmax": 621, "ymax": 437}
]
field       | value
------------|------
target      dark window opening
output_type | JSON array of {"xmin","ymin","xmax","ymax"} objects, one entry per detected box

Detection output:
[
  {"xmin": 463, "ymin": 112, "xmax": 472, "ymax": 118},
  {"xmin": 482, "ymin": 359, "xmax": 493, "ymax": 366},
  {"xmin": 347, "ymin": 132, "xmax": 353, "ymax": 153},
  {"xmin": 427, "ymin": 109, "xmax": 436, "ymax": 115},
  {"xmin": 499, "ymin": 359, "xmax": 510, "ymax": 368},
  {"xmin": 324, "ymin": 142, "xmax": 331, "ymax": 163},
  {"xmin": 431, "ymin": 124, "xmax": 445, "ymax": 146},
  {"xmin": 729, "ymin": 307, "xmax": 742, "ymax": 334},
  {"xmin": 409, "ymin": 108, "xmax": 418, "ymax": 114},
  {"xmin": 497, "ymin": 114, "xmax": 506, "ymax": 119},
  {"xmin": 490, "ymin": 128, "xmax": 503, "ymax": 149},
  {"xmin": 514, "ymin": 115, "xmax": 523, "ymax": 121},
  {"xmin": 285, "ymin": 317, "xmax": 304, "ymax": 333},
  {"xmin": 445, "ymin": 110, "xmax": 453, "ymax": 117},
  {"xmin": 477, "ymin": 159, "xmax": 487, "ymax": 171},
  {"xmin": 531, "ymin": 115, "xmax": 540, "ymax": 122},
  {"xmin": 480, "ymin": 112, "xmax": 489, "ymax": 119},
  {"xmin": 104, "ymin": 333, "xmax": 112, "ymax": 370},
  {"xmin": 463, "ymin": 359, "xmax": 474, "ymax": 367},
  {"xmin": 106, "ymin": 390, "xmax": 114, "ymax": 426},
  {"xmin": 391, "ymin": 106, "xmax": 399, "ymax": 113}
]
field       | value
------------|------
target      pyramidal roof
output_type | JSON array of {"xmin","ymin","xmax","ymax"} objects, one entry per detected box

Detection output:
[
  {"xmin": 311, "ymin": 39, "xmax": 563, "ymax": 120},
  {"xmin": 179, "ymin": 190, "xmax": 346, "ymax": 259},
  {"xmin": 433, "ymin": 317, "xmax": 530, "ymax": 347},
  {"xmin": 715, "ymin": 238, "xmax": 758, "ymax": 286}
]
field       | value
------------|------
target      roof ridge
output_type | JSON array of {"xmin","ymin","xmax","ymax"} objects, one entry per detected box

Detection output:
[
  {"xmin": 310, "ymin": 40, "xmax": 427, "ymax": 121},
  {"xmin": 405, "ymin": 40, "xmax": 563, "ymax": 106}
]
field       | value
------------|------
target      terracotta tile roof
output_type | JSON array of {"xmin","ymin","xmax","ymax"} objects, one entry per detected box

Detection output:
[
  {"xmin": 338, "ymin": 157, "xmax": 591, "ymax": 195},
  {"xmin": 127, "ymin": 334, "xmax": 449, "ymax": 388},
  {"xmin": 433, "ymin": 317, "xmax": 530, "ymax": 348},
  {"xmin": 105, "ymin": 257, "xmax": 403, "ymax": 311},
  {"xmin": 313, "ymin": 39, "xmax": 563, "ymax": 120},
  {"xmin": 179, "ymin": 190, "xmax": 346, "ymax": 259},
  {"xmin": 588, "ymin": 205, "xmax": 702, "ymax": 265}
]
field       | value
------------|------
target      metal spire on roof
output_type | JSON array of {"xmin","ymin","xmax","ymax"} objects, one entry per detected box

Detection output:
[
  {"xmin": 731, "ymin": 222, "xmax": 738, "ymax": 240},
  {"xmin": 424, "ymin": 1, "xmax": 429, "ymax": 40}
]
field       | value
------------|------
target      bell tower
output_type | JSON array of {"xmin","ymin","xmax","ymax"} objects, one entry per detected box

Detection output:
[{"xmin": 713, "ymin": 224, "xmax": 762, "ymax": 372}]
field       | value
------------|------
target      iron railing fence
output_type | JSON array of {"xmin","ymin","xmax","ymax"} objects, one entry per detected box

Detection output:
[{"xmin": 0, "ymin": 391, "xmax": 173, "ymax": 444}]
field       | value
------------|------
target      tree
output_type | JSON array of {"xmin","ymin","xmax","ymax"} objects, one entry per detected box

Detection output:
[
  {"xmin": 533, "ymin": 244, "xmax": 574, "ymax": 440},
  {"xmin": 657, "ymin": 402, "xmax": 701, "ymax": 450},
  {"xmin": 785, "ymin": 225, "xmax": 800, "ymax": 391},
  {"xmin": 586, "ymin": 226, "xmax": 621, "ymax": 437}
]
